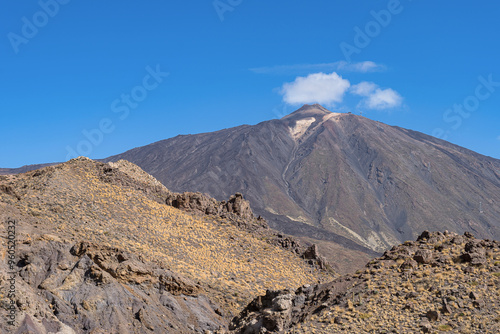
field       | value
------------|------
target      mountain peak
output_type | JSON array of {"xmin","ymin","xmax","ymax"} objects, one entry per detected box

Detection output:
[
  {"xmin": 281, "ymin": 104, "xmax": 336, "ymax": 120},
  {"xmin": 298, "ymin": 103, "xmax": 329, "ymax": 111}
]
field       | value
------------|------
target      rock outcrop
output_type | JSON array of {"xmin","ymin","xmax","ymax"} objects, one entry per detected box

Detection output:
[
  {"xmin": 230, "ymin": 231, "xmax": 500, "ymax": 333},
  {"xmin": 0, "ymin": 235, "xmax": 227, "ymax": 334},
  {"xmin": 165, "ymin": 191, "xmax": 332, "ymax": 273},
  {"xmin": 165, "ymin": 192, "xmax": 254, "ymax": 222}
]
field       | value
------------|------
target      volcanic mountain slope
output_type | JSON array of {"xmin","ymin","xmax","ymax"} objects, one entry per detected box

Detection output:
[
  {"xmin": 0, "ymin": 163, "xmax": 57, "ymax": 176},
  {"xmin": 230, "ymin": 231, "xmax": 500, "ymax": 333},
  {"xmin": 105, "ymin": 104, "xmax": 500, "ymax": 268},
  {"xmin": 0, "ymin": 157, "xmax": 332, "ymax": 333}
]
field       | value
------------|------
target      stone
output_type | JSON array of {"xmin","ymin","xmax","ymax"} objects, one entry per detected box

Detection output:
[
  {"xmin": 417, "ymin": 231, "xmax": 432, "ymax": 241},
  {"xmin": 473, "ymin": 299, "xmax": 485, "ymax": 309},
  {"xmin": 302, "ymin": 244, "xmax": 327, "ymax": 269},
  {"xmin": 451, "ymin": 236, "xmax": 465, "ymax": 245},
  {"xmin": 469, "ymin": 291, "xmax": 480, "ymax": 300},
  {"xmin": 293, "ymin": 295, "xmax": 306, "ymax": 307},
  {"xmin": 400, "ymin": 259, "xmax": 418, "ymax": 270},
  {"xmin": 136, "ymin": 308, "xmax": 155, "ymax": 331},
  {"xmin": 225, "ymin": 193, "xmax": 254, "ymax": 220},
  {"xmin": 441, "ymin": 303, "xmax": 452, "ymax": 314},
  {"xmin": 420, "ymin": 321, "xmax": 432, "ymax": 333},
  {"xmin": 413, "ymin": 249, "xmax": 433, "ymax": 264},
  {"xmin": 464, "ymin": 231, "xmax": 475, "ymax": 239},
  {"xmin": 425, "ymin": 310, "xmax": 439, "ymax": 322},
  {"xmin": 272, "ymin": 294, "xmax": 293, "ymax": 311}
]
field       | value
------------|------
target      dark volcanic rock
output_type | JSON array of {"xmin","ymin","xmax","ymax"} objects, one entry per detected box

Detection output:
[
  {"xmin": 425, "ymin": 310, "xmax": 440, "ymax": 322},
  {"xmin": 413, "ymin": 249, "xmax": 433, "ymax": 264},
  {"xmin": 165, "ymin": 191, "xmax": 254, "ymax": 221},
  {"xmin": 302, "ymin": 244, "xmax": 327, "ymax": 269},
  {"xmin": 229, "ymin": 231, "xmax": 500, "ymax": 333},
  {"xmin": 166, "ymin": 191, "xmax": 220, "ymax": 215},
  {"xmin": 461, "ymin": 240, "xmax": 489, "ymax": 266},
  {"xmin": 1, "ymin": 235, "xmax": 226, "ymax": 334}
]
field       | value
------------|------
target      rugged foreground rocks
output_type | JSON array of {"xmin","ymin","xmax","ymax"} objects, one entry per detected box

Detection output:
[
  {"xmin": 230, "ymin": 231, "xmax": 500, "ymax": 333},
  {"xmin": 0, "ymin": 158, "xmax": 332, "ymax": 333},
  {"xmin": 3, "ymin": 158, "xmax": 500, "ymax": 333},
  {"xmin": 0, "ymin": 234, "xmax": 226, "ymax": 333}
]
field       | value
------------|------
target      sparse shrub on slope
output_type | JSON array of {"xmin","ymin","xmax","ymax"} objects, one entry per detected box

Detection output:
[
  {"xmin": 0, "ymin": 158, "xmax": 333, "ymax": 333},
  {"xmin": 231, "ymin": 231, "xmax": 500, "ymax": 333}
]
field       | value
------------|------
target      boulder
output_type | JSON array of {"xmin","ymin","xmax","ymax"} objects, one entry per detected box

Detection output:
[
  {"xmin": 425, "ymin": 310, "xmax": 440, "ymax": 322},
  {"xmin": 413, "ymin": 249, "xmax": 433, "ymax": 264}
]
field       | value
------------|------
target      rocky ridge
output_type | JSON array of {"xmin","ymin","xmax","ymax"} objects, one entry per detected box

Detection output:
[
  {"xmin": 0, "ymin": 158, "xmax": 333, "ymax": 333},
  {"xmin": 230, "ymin": 231, "xmax": 500, "ymax": 333},
  {"xmin": 108, "ymin": 158, "xmax": 330, "ymax": 272},
  {"xmin": 164, "ymin": 191, "xmax": 328, "ymax": 271}
]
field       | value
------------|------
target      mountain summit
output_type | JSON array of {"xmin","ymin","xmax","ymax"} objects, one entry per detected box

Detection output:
[
  {"xmin": 105, "ymin": 105, "xmax": 500, "ymax": 270},
  {"xmin": 281, "ymin": 104, "xmax": 335, "ymax": 120}
]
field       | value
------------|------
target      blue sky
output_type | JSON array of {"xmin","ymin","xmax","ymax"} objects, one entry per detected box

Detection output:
[{"xmin": 1, "ymin": 1, "xmax": 500, "ymax": 167}]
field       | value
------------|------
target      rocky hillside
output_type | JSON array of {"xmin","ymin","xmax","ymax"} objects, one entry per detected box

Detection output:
[
  {"xmin": 0, "ymin": 163, "xmax": 57, "ymax": 176},
  {"xmin": 230, "ymin": 231, "xmax": 500, "ymax": 333},
  {"xmin": 2, "ymin": 234, "xmax": 226, "ymax": 334},
  {"xmin": 104, "ymin": 104, "xmax": 500, "ymax": 272},
  {"xmin": 0, "ymin": 158, "xmax": 333, "ymax": 333}
]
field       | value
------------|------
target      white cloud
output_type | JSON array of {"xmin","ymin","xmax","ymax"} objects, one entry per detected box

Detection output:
[
  {"xmin": 251, "ymin": 61, "xmax": 385, "ymax": 75},
  {"xmin": 336, "ymin": 61, "xmax": 385, "ymax": 73},
  {"xmin": 366, "ymin": 88, "xmax": 403, "ymax": 110},
  {"xmin": 351, "ymin": 81, "xmax": 403, "ymax": 110},
  {"xmin": 350, "ymin": 81, "xmax": 378, "ymax": 96},
  {"xmin": 280, "ymin": 72, "xmax": 350, "ymax": 106}
]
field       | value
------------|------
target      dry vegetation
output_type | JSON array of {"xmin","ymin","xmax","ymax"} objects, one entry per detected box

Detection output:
[
  {"xmin": 0, "ymin": 157, "xmax": 331, "ymax": 315},
  {"xmin": 285, "ymin": 232, "xmax": 500, "ymax": 333}
]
